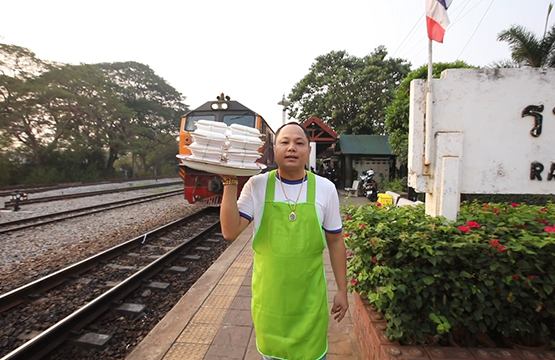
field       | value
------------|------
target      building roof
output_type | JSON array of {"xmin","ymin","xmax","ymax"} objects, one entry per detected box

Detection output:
[
  {"xmin": 337, "ymin": 135, "xmax": 394, "ymax": 156},
  {"xmin": 300, "ymin": 116, "xmax": 338, "ymax": 142}
]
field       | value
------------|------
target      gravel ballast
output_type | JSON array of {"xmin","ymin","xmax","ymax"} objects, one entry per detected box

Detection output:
[{"xmin": 0, "ymin": 180, "xmax": 207, "ymax": 295}]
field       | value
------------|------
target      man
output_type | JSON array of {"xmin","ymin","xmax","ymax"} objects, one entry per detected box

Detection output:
[{"xmin": 220, "ymin": 122, "xmax": 348, "ymax": 360}]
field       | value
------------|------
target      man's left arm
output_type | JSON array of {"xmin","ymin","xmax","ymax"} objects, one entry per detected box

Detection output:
[{"xmin": 325, "ymin": 231, "xmax": 348, "ymax": 322}]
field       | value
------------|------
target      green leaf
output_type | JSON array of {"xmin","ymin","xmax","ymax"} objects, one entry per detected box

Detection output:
[
  {"xmin": 423, "ymin": 277, "xmax": 435, "ymax": 285},
  {"xmin": 460, "ymin": 271, "xmax": 472, "ymax": 278},
  {"xmin": 429, "ymin": 313, "xmax": 440, "ymax": 323},
  {"xmin": 415, "ymin": 296, "xmax": 423, "ymax": 309}
]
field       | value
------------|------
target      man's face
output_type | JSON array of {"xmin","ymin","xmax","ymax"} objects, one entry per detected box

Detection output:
[{"xmin": 274, "ymin": 125, "xmax": 310, "ymax": 171}]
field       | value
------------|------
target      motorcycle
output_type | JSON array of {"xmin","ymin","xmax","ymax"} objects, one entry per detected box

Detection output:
[{"xmin": 359, "ymin": 170, "xmax": 378, "ymax": 202}]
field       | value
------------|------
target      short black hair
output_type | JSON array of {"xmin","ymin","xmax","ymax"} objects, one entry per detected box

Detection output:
[{"xmin": 275, "ymin": 122, "xmax": 310, "ymax": 143}]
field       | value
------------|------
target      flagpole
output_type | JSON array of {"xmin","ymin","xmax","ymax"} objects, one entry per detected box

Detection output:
[{"xmin": 424, "ymin": 38, "xmax": 433, "ymax": 170}]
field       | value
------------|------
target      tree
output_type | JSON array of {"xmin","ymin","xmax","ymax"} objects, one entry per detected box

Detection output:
[
  {"xmin": 93, "ymin": 62, "xmax": 189, "ymax": 175},
  {"xmin": 36, "ymin": 64, "xmax": 135, "ymax": 175},
  {"xmin": 1, "ymin": 61, "xmax": 134, "ymax": 172},
  {"xmin": 0, "ymin": 43, "xmax": 52, "ymax": 79},
  {"xmin": 0, "ymin": 44, "xmax": 53, "ymax": 162},
  {"xmin": 496, "ymin": 24, "xmax": 555, "ymax": 68},
  {"xmin": 384, "ymin": 61, "xmax": 475, "ymax": 172},
  {"xmin": 288, "ymin": 46, "xmax": 411, "ymax": 134},
  {"xmin": 0, "ymin": 45, "xmax": 188, "ymax": 183}
]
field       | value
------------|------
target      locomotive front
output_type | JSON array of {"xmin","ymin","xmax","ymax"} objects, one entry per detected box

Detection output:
[{"xmin": 178, "ymin": 94, "xmax": 275, "ymax": 205}]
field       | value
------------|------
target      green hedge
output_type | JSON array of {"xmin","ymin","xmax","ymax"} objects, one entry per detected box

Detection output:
[{"xmin": 343, "ymin": 201, "xmax": 555, "ymax": 348}]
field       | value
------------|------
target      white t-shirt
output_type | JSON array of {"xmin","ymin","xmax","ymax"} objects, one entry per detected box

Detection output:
[{"xmin": 237, "ymin": 172, "xmax": 343, "ymax": 234}]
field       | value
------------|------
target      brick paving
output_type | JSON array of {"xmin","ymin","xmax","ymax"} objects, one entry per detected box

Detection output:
[{"xmin": 126, "ymin": 192, "xmax": 365, "ymax": 360}]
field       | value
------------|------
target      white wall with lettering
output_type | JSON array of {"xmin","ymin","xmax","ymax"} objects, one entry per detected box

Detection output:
[{"xmin": 408, "ymin": 68, "xmax": 555, "ymax": 220}]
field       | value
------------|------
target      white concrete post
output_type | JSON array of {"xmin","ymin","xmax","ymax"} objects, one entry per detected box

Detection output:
[{"xmin": 309, "ymin": 142, "xmax": 317, "ymax": 171}]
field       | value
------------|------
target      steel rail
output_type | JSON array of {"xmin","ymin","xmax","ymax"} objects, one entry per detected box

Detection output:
[
  {"xmin": 0, "ymin": 206, "xmax": 211, "ymax": 312},
  {"xmin": 0, "ymin": 176, "xmax": 180, "ymax": 197},
  {"xmin": 3, "ymin": 181, "xmax": 182, "ymax": 208},
  {"xmin": 0, "ymin": 189, "xmax": 182, "ymax": 234},
  {"xmin": 0, "ymin": 210, "xmax": 219, "ymax": 360}
]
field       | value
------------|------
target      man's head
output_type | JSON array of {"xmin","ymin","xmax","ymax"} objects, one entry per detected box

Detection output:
[
  {"xmin": 274, "ymin": 122, "xmax": 311, "ymax": 174},
  {"xmin": 275, "ymin": 122, "xmax": 310, "ymax": 144}
]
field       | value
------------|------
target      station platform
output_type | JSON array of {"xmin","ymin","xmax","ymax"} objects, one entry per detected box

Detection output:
[{"xmin": 126, "ymin": 193, "xmax": 367, "ymax": 360}]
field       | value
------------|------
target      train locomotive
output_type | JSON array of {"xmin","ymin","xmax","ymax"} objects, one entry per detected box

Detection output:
[{"xmin": 178, "ymin": 94, "xmax": 276, "ymax": 205}]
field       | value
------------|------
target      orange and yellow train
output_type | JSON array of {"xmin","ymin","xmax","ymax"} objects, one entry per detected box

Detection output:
[{"xmin": 178, "ymin": 94, "xmax": 276, "ymax": 205}]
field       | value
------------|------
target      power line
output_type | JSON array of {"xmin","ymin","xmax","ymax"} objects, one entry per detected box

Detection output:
[
  {"xmin": 391, "ymin": 13, "xmax": 424, "ymax": 58},
  {"xmin": 395, "ymin": 0, "xmax": 472, "ymax": 65},
  {"xmin": 450, "ymin": 0, "xmax": 487, "ymax": 29},
  {"xmin": 448, "ymin": 0, "xmax": 472, "ymax": 26},
  {"xmin": 395, "ymin": 0, "xmax": 490, "ymax": 68},
  {"xmin": 457, "ymin": 0, "xmax": 496, "ymax": 59}
]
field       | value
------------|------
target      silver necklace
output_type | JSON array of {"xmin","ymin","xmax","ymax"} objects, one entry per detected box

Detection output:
[{"xmin": 278, "ymin": 172, "xmax": 305, "ymax": 222}]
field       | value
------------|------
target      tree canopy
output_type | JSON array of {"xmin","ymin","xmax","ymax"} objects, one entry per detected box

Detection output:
[
  {"xmin": 0, "ymin": 43, "xmax": 189, "ymax": 185},
  {"xmin": 497, "ymin": 24, "xmax": 555, "ymax": 68},
  {"xmin": 384, "ymin": 61, "xmax": 475, "ymax": 170},
  {"xmin": 288, "ymin": 46, "xmax": 411, "ymax": 135}
]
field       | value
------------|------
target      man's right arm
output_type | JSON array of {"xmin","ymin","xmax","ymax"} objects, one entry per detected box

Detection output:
[{"xmin": 219, "ymin": 176, "xmax": 250, "ymax": 241}]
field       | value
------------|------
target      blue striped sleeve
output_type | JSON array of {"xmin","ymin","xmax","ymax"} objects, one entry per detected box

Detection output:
[
  {"xmin": 239, "ymin": 212, "xmax": 253, "ymax": 221},
  {"xmin": 323, "ymin": 227, "xmax": 343, "ymax": 234}
]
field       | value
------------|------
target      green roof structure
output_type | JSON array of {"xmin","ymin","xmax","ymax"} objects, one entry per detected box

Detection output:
[{"xmin": 337, "ymin": 135, "xmax": 394, "ymax": 156}]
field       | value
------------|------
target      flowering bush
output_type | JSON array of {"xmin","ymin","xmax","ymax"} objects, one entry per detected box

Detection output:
[{"xmin": 343, "ymin": 200, "xmax": 555, "ymax": 347}]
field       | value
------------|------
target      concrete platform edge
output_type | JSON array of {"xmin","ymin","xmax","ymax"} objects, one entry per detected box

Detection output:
[{"xmin": 126, "ymin": 227, "xmax": 253, "ymax": 360}]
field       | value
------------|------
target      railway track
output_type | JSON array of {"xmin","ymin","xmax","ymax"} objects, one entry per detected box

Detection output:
[
  {"xmin": 0, "ymin": 189, "xmax": 182, "ymax": 234},
  {"xmin": 0, "ymin": 177, "xmax": 180, "ymax": 197},
  {"xmin": 0, "ymin": 207, "xmax": 229, "ymax": 360},
  {"xmin": 2, "ymin": 181, "xmax": 182, "ymax": 208}
]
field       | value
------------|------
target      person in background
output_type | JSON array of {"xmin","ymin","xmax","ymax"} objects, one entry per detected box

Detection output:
[{"xmin": 219, "ymin": 122, "xmax": 348, "ymax": 360}]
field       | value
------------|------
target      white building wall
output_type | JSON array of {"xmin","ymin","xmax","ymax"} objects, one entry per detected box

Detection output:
[{"xmin": 409, "ymin": 68, "xmax": 555, "ymax": 195}]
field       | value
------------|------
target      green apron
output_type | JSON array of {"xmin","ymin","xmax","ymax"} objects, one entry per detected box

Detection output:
[{"xmin": 252, "ymin": 170, "xmax": 328, "ymax": 360}]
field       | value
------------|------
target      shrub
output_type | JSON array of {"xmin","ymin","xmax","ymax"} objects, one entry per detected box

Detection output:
[
  {"xmin": 343, "ymin": 201, "xmax": 555, "ymax": 348},
  {"xmin": 379, "ymin": 178, "xmax": 406, "ymax": 193}
]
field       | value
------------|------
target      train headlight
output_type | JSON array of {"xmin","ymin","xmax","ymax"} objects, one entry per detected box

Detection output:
[{"xmin": 210, "ymin": 102, "xmax": 229, "ymax": 110}]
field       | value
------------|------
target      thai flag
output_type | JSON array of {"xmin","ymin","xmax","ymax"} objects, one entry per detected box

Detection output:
[{"xmin": 425, "ymin": 0, "xmax": 452, "ymax": 43}]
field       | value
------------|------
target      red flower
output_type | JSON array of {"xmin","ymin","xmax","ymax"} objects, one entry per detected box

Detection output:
[
  {"xmin": 497, "ymin": 245, "xmax": 507, "ymax": 252},
  {"xmin": 344, "ymin": 233, "xmax": 349, "ymax": 237},
  {"xmin": 544, "ymin": 226, "xmax": 555, "ymax": 233},
  {"xmin": 528, "ymin": 275, "xmax": 535, "ymax": 280},
  {"xmin": 346, "ymin": 215, "xmax": 351, "ymax": 220},
  {"xmin": 377, "ymin": 203, "xmax": 382, "ymax": 207},
  {"xmin": 510, "ymin": 203, "xmax": 518, "ymax": 208},
  {"xmin": 467, "ymin": 221, "xmax": 480, "ymax": 228},
  {"xmin": 372, "ymin": 257, "xmax": 377, "ymax": 263},
  {"xmin": 350, "ymin": 279, "xmax": 357, "ymax": 285},
  {"xmin": 360, "ymin": 223, "xmax": 366, "ymax": 228},
  {"xmin": 513, "ymin": 274, "xmax": 519, "ymax": 280},
  {"xmin": 458, "ymin": 225, "xmax": 471, "ymax": 233},
  {"xmin": 376, "ymin": 287, "xmax": 381, "ymax": 291},
  {"xmin": 370, "ymin": 240, "xmax": 374, "ymax": 245},
  {"xmin": 489, "ymin": 239, "xmax": 499, "ymax": 246},
  {"xmin": 484, "ymin": 204, "xmax": 489, "ymax": 208},
  {"xmin": 540, "ymin": 207, "xmax": 548, "ymax": 212}
]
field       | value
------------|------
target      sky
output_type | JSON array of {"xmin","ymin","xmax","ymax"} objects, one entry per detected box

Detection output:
[{"xmin": 1, "ymin": 0, "xmax": 554, "ymax": 132}]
